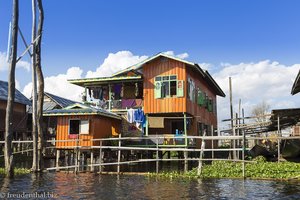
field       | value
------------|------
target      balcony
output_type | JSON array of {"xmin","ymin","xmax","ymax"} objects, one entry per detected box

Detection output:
[{"xmin": 86, "ymin": 98, "xmax": 143, "ymax": 111}]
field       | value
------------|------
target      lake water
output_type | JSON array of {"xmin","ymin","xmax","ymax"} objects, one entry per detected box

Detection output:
[{"xmin": 0, "ymin": 173, "xmax": 299, "ymax": 199}]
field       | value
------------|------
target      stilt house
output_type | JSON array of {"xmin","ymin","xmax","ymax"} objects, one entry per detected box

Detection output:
[{"xmin": 68, "ymin": 53, "xmax": 225, "ymax": 147}]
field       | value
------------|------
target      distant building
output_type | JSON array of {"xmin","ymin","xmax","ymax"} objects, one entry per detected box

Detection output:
[{"xmin": 0, "ymin": 80, "xmax": 31, "ymax": 139}]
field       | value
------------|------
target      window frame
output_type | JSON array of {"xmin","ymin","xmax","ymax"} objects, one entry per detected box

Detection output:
[
  {"xmin": 68, "ymin": 119, "xmax": 90, "ymax": 135},
  {"xmin": 154, "ymin": 75, "xmax": 179, "ymax": 98}
]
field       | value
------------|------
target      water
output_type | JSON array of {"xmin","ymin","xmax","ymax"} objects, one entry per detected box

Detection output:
[{"xmin": 0, "ymin": 173, "xmax": 299, "ymax": 199}]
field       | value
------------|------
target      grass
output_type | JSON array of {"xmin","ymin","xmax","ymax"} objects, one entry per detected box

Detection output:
[{"xmin": 148, "ymin": 156, "xmax": 300, "ymax": 180}]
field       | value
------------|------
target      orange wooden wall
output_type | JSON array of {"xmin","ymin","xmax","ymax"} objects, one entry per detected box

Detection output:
[
  {"xmin": 55, "ymin": 115, "xmax": 120, "ymax": 149},
  {"xmin": 186, "ymin": 67, "xmax": 218, "ymax": 128},
  {"xmin": 143, "ymin": 58, "xmax": 187, "ymax": 114}
]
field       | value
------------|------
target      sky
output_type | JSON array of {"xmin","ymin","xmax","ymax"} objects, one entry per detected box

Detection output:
[{"xmin": 0, "ymin": 0, "xmax": 300, "ymax": 128}]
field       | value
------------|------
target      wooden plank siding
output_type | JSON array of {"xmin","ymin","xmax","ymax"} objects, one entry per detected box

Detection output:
[
  {"xmin": 0, "ymin": 100, "xmax": 27, "ymax": 132},
  {"xmin": 143, "ymin": 58, "xmax": 187, "ymax": 114},
  {"xmin": 186, "ymin": 67, "xmax": 218, "ymax": 130},
  {"xmin": 55, "ymin": 115, "xmax": 121, "ymax": 149}
]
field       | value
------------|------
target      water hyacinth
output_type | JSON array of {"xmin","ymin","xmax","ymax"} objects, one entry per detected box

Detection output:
[{"xmin": 149, "ymin": 157, "xmax": 300, "ymax": 180}]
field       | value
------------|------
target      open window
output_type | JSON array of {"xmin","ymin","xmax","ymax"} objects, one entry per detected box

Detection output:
[
  {"xmin": 155, "ymin": 75, "xmax": 183, "ymax": 98},
  {"xmin": 69, "ymin": 119, "xmax": 90, "ymax": 136}
]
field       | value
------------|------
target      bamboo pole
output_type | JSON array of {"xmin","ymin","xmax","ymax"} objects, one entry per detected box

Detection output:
[
  {"xmin": 156, "ymin": 137, "xmax": 159, "ymax": 174},
  {"xmin": 99, "ymin": 140, "xmax": 103, "ymax": 173},
  {"xmin": 242, "ymin": 108, "xmax": 246, "ymax": 178},
  {"xmin": 277, "ymin": 115, "xmax": 281, "ymax": 162},
  {"xmin": 117, "ymin": 134, "xmax": 121, "ymax": 173},
  {"xmin": 197, "ymin": 131, "xmax": 206, "ymax": 176}
]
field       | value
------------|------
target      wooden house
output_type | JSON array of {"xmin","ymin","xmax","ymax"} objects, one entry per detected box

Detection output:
[
  {"xmin": 44, "ymin": 103, "xmax": 121, "ymax": 149},
  {"xmin": 0, "ymin": 80, "xmax": 31, "ymax": 140},
  {"xmin": 68, "ymin": 53, "xmax": 225, "ymax": 147}
]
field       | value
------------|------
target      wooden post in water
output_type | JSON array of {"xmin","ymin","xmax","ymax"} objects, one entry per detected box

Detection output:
[
  {"xmin": 184, "ymin": 151, "xmax": 188, "ymax": 172},
  {"xmin": 156, "ymin": 137, "xmax": 159, "ymax": 174},
  {"xmin": 229, "ymin": 77, "xmax": 236, "ymax": 159},
  {"xmin": 277, "ymin": 115, "xmax": 281, "ymax": 162},
  {"xmin": 242, "ymin": 108, "xmax": 246, "ymax": 178},
  {"xmin": 90, "ymin": 150, "xmax": 94, "ymax": 172},
  {"xmin": 211, "ymin": 125, "xmax": 214, "ymax": 159},
  {"xmin": 55, "ymin": 149, "xmax": 60, "ymax": 172},
  {"xmin": 197, "ymin": 131, "xmax": 206, "ymax": 176},
  {"xmin": 117, "ymin": 134, "xmax": 121, "ymax": 174},
  {"xmin": 99, "ymin": 140, "xmax": 103, "ymax": 173}
]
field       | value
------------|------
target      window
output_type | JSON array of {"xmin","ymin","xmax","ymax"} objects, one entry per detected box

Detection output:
[
  {"xmin": 69, "ymin": 119, "xmax": 90, "ymax": 135},
  {"xmin": 154, "ymin": 75, "xmax": 184, "ymax": 98},
  {"xmin": 187, "ymin": 78, "xmax": 195, "ymax": 102}
]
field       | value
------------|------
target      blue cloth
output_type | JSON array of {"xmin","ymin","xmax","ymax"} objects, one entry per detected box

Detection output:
[{"xmin": 134, "ymin": 108, "xmax": 145, "ymax": 123}]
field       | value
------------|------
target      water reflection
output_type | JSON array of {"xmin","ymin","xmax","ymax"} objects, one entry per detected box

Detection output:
[{"xmin": 0, "ymin": 173, "xmax": 299, "ymax": 199}]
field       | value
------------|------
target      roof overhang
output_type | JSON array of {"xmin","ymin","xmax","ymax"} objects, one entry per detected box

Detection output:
[
  {"xmin": 43, "ymin": 103, "xmax": 121, "ymax": 120},
  {"xmin": 68, "ymin": 75, "xmax": 142, "ymax": 87},
  {"xmin": 291, "ymin": 70, "xmax": 300, "ymax": 95}
]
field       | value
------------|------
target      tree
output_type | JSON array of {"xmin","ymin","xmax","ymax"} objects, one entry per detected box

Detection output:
[
  {"xmin": 5, "ymin": 0, "xmax": 19, "ymax": 178},
  {"xmin": 36, "ymin": 0, "xmax": 45, "ymax": 171},
  {"xmin": 251, "ymin": 100, "xmax": 271, "ymax": 123},
  {"xmin": 31, "ymin": 0, "xmax": 38, "ymax": 172}
]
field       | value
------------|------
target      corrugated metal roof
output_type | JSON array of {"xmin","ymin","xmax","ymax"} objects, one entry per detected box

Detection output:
[
  {"xmin": 45, "ymin": 92, "xmax": 77, "ymax": 108},
  {"xmin": 43, "ymin": 103, "xmax": 121, "ymax": 120},
  {"xmin": 112, "ymin": 52, "xmax": 196, "ymax": 77},
  {"xmin": 0, "ymin": 80, "xmax": 31, "ymax": 105}
]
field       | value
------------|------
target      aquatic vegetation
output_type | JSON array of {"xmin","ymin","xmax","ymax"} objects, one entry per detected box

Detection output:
[
  {"xmin": 0, "ymin": 168, "xmax": 31, "ymax": 175},
  {"xmin": 149, "ymin": 158, "xmax": 300, "ymax": 180}
]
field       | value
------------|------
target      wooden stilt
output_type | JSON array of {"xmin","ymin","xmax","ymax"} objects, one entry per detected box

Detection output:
[
  {"xmin": 99, "ymin": 141, "xmax": 103, "ymax": 173},
  {"xmin": 90, "ymin": 150, "xmax": 94, "ymax": 172},
  {"xmin": 184, "ymin": 151, "xmax": 188, "ymax": 172},
  {"xmin": 156, "ymin": 137, "xmax": 159, "ymax": 174},
  {"xmin": 117, "ymin": 134, "xmax": 121, "ymax": 174},
  {"xmin": 56, "ymin": 149, "xmax": 60, "ymax": 172}
]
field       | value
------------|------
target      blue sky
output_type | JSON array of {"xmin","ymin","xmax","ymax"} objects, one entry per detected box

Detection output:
[{"xmin": 0, "ymin": 0, "xmax": 300, "ymax": 122}]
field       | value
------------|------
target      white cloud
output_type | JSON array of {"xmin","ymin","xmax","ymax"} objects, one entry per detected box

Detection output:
[
  {"xmin": 163, "ymin": 51, "xmax": 189, "ymax": 59},
  {"xmin": 213, "ymin": 60, "xmax": 300, "ymax": 127},
  {"xmin": 199, "ymin": 63, "xmax": 213, "ymax": 71},
  {"xmin": 0, "ymin": 51, "xmax": 30, "ymax": 71},
  {"xmin": 23, "ymin": 67, "xmax": 84, "ymax": 101},
  {"xmin": 86, "ymin": 51, "xmax": 148, "ymax": 78},
  {"xmin": 15, "ymin": 79, "xmax": 20, "ymax": 90}
]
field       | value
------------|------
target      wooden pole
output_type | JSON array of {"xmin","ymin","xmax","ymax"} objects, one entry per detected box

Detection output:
[
  {"xmin": 90, "ymin": 150, "xmax": 94, "ymax": 172},
  {"xmin": 108, "ymin": 84, "xmax": 112, "ymax": 111},
  {"xmin": 117, "ymin": 134, "xmax": 121, "ymax": 173},
  {"xmin": 211, "ymin": 125, "xmax": 214, "ymax": 159},
  {"xmin": 5, "ymin": 0, "xmax": 19, "ymax": 178},
  {"xmin": 229, "ymin": 77, "xmax": 236, "ymax": 160},
  {"xmin": 156, "ymin": 137, "xmax": 159, "ymax": 174},
  {"xmin": 184, "ymin": 151, "xmax": 188, "ymax": 172},
  {"xmin": 197, "ymin": 131, "xmax": 206, "ymax": 176},
  {"xmin": 277, "ymin": 115, "xmax": 281, "ymax": 162},
  {"xmin": 55, "ymin": 149, "xmax": 60, "ymax": 172},
  {"xmin": 236, "ymin": 113, "xmax": 239, "ymax": 159},
  {"xmin": 242, "ymin": 108, "xmax": 245, "ymax": 178},
  {"xmin": 184, "ymin": 113, "xmax": 187, "ymax": 146},
  {"xmin": 31, "ymin": 0, "xmax": 38, "ymax": 173},
  {"xmin": 99, "ymin": 140, "xmax": 103, "ymax": 173}
]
